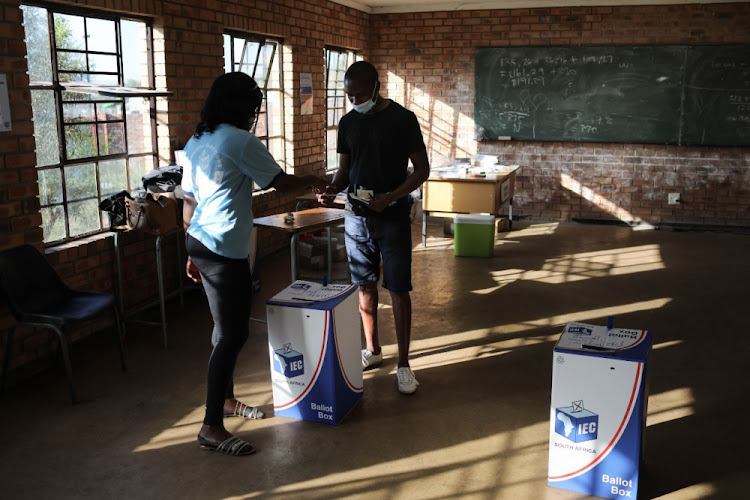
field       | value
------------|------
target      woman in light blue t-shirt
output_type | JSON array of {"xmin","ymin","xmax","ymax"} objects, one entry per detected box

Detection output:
[{"xmin": 182, "ymin": 72, "xmax": 326, "ymax": 456}]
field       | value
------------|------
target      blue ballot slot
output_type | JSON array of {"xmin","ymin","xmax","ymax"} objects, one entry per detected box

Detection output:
[
  {"xmin": 548, "ymin": 321, "xmax": 652, "ymax": 500},
  {"xmin": 266, "ymin": 281, "xmax": 363, "ymax": 425}
]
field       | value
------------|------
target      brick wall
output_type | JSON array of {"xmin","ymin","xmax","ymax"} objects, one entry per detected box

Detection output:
[
  {"xmin": 0, "ymin": 0, "xmax": 367, "ymax": 373},
  {"xmin": 2, "ymin": 0, "xmax": 749, "ymax": 375},
  {"xmin": 370, "ymin": 3, "xmax": 750, "ymax": 227}
]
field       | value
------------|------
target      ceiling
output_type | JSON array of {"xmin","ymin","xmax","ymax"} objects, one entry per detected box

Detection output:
[{"xmin": 330, "ymin": 0, "xmax": 741, "ymax": 14}]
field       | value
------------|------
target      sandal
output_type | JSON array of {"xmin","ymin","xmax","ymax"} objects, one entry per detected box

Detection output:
[
  {"xmin": 224, "ymin": 401, "xmax": 264, "ymax": 419},
  {"xmin": 198, "ymin": 435, "xmax": 255, "ymax": 456}
]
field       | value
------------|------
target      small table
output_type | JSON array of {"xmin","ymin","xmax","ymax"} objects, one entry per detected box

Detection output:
[
  {"xmin": 254, "ymin": 207, "xmax": 346, "ymax": 282},
  {"xmin": 113, "ymin": 228, "xmax": 187, "ymax": 348},
  {"xmin": 421, "ymin": 166, "xmax": 520, "ymax": 247}
]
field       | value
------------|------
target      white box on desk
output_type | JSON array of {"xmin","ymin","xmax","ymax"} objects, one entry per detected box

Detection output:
[
  {"xmin": 548, "ymin": 321, "xmax": 652, "ymax": 500},
  {"xmin": 266, "ymin": 281, "xmax": 363, "ymax": 425}
]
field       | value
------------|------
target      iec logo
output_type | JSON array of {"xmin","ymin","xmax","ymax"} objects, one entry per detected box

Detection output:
[
  {"xmin": 555, "ymin": 400, "xmax": 599, "ymax": 443},
  {"xmin": 567, "ymin": 325, "xmax": 593, "ymax": 335},
  {"xmin": 273, "ymin": 343, "xmax": 304, "ymax": 378}
]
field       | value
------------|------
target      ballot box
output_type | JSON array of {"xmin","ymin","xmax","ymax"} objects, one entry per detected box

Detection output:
[
  {"xmin": 266, "ymin": 281, "xmax": 363, "ymax": 425},
  {"xmin": 548, "ymin": 320, "xmax": 652, "ymax": 500}
]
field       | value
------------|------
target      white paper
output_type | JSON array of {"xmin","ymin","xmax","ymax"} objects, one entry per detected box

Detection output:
[{"xmin": 271, "ymin": 280, "xmax": 354, "ymax": 303}]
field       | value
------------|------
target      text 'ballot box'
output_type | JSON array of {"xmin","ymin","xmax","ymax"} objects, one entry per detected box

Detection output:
[
  {"xmin": 266, "ymin": 281, "xmax": 363, "ymax": 425},
  {"xmin": 548, "ymin": 321, "xmax": 652, "ymax": 500}
]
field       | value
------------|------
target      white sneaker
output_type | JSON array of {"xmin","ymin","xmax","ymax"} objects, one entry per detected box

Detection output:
[
  {"xmin": 362, "ymin": 349, "xmax": 383, "ymax": 369},
  {"xmin": 397, "ymin": 367, "xmax": 419, "ymax": 394}
]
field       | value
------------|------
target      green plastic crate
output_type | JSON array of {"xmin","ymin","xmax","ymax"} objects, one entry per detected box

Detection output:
[{"xmin": 454, "ymin": 214, "xmax": 495, "ymax": 257}]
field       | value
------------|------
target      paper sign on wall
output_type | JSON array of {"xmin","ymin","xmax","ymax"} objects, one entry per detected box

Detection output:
[
  {"xmin": 0, "ymin": 74, "xmax": 11, "ymax": 132},
  {"xmin": 300, "ymin": 72, "xmax": 313, "ymax": 116}
]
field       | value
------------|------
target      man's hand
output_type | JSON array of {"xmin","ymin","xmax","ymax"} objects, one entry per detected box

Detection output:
[
  {"xmin": 367, "ymin": 193, "xmax": 394, "ymax": 213},
  {"xmin": 186, "ymin": 256, "xmax": 202, "ymax": 284}
]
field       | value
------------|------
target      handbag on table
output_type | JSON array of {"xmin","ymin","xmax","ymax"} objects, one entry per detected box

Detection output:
[{"xmin": 125, "ymin": 193, "xmax": 181, "ymax": 235}]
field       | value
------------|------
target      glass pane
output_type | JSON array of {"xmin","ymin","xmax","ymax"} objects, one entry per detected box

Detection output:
[
  {"xmin": 54, "ymin": 14, "xmax": 85, "ymax": 50},
  {"xmin": 128, "ymin": 156, "xmax": 153, "ymax": 190},
  {"xmin": 238, "ymin": 40, "xmax": 259, "ymax": 76},
  {"xmin": 41, "ymin": 205, "xmax": 66, "ymax": 243},
  {"xmin": 99, "ymin": 159, "xmax": 127, "ymax": 196},
  {"xmin": 65, "ymin": 123, "xmax": 96, "ymax": 159},
  {"xmin": 88, "ymin": 73, "xmax": 118, "ymax": 85},
  {"xmin": 64, "ymin": 163, "xmax": 96, "ymax": 200},
  {"xmin": 96, "ymin": 101, "xmax": 123, "ymax": 120},
  {"xmin": 223, "ymin": 34, "xmax": 231, "ymax": 73},
  {"xmin": 98, "ymin": 122, "xmax": 125, "ymax": 155},
  {"xmin": 327, "ymin": 129, "xmax": 338, "ymax": 170},
  {"xmin": 267, "ymin": 137, "xmax": 284, "ymax": 164},
  {"xmin": 89, "ymin": 54, "xmax": 118, "ymax": 73},
  {"xmin": 126, "ymin": 97, "xmax": 152, "ymax": 153},
  {"xmin": 86, "ymin": 18, "xmax": 116, "ymax": 53},
  {"xmin": 30, "ymin": 90, "xmax": 60, "ymax": 166},
  {"xmin": 63, "ymin": 102, "xmax": 95, "ymax": 123},
  {"xmin": 68, "ymin": 199, "xmax": 101, "ymax": 237},
  {"xmin": 254, "ymin": 44, "xmax": 273, "ymax": 87},
  {"xmin": 37, "ymin": 168, "xmax": 63, "ymax": 205},
  {"xmin": 267, "ymin": 45, "xmax": 280, "ymax": 87},
  {"xmin": 22, "ymin": 6, "xmax": 52, "ymax": 82},
  {"xmin": 63, "ymin": 91, "xmax": 105, "ymax": 102},
  {"xmin": 255, "ymin": 112, "xmax": 267, "ymax": 137},
  {"xmin": 57, "ymin": 50, "xmax": 86, "ymax": 72},
  {"xmin": 268, "ymin": 101, "xmax": 282, "ymax": 137},
  {"xmin": 122, "ymin": 20, "xmax": 149, "ymax": 87}
]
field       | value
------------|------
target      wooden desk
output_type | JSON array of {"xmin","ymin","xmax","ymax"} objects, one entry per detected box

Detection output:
[
  {"xmin": 254, "ymin": 207, "xmax": 346, "ymax": 282},
  {"xmin": 421, "ymin": 166, "xmax": 519, "ymax": 246}
]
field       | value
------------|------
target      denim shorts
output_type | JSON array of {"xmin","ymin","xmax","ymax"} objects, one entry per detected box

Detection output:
[{"xmin": 344, "ymin": 213, "xmax": 412, "ymax": 292}]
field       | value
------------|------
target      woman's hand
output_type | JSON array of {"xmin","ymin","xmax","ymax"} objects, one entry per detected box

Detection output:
[{"xmin": 186, "ymin": 256, "xmax": 202, "ymax": 283}]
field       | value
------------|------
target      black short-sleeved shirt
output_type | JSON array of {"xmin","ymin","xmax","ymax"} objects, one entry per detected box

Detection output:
[{"xmin": 337, "ymin": 101, "xmax": 426, "ymax": 217}]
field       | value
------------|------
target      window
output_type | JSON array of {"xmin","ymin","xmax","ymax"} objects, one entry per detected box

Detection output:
[
  {"xmin": 22, "ymin": 4, "xmax": 160, "ymax": 244},
  {"xmin": 324, "ymin": 48, "xmax": 356, "ymax": 174},
  {"xmin": 224, "ymin": 32, "xmax": 286, "ymax": 174}
]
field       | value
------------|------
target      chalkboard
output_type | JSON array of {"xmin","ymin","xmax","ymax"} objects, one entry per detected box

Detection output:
[{"xmin": 475, "ymin": 45, "xmax": 750, "ymax": 146}]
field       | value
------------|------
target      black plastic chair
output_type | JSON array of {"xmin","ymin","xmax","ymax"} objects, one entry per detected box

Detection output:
[{"xmin": 0, "ymin": 244, "xmax": 126, "ymax": 403}]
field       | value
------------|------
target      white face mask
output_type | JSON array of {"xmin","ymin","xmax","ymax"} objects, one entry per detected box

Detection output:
[{"xmin": 353, "ymin": 83, "xmax": 378, "ymax": 114}]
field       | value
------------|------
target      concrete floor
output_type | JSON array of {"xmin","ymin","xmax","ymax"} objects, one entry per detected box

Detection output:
[{"xmin": 1, "ymin": 220, "xmax": 749, "ymax": 499}]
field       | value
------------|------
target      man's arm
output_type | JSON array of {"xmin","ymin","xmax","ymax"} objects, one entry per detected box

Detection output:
[
  {"xmin": 368, "ymin": 149, "xmax": 430, "ymax": 213},
  {"xmin": 269, "ymin": 171, "xmax": 328, "ymax": 194}
]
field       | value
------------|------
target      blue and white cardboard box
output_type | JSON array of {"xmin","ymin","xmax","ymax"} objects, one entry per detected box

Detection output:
[
  {"xmin": 548, "ymin": 321, "xmax": 652, "ymax": 500},
  {"xmin": 266, "ymin": 281, "xmax": 363, "ymax": 425}
]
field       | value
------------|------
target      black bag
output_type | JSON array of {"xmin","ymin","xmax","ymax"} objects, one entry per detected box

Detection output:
[
  {"xmin": 142, "ymin": 165, "xmax": 182, "ymax": 193},
  {"xmin": 99, "ymin": 191, "xmax": 133, "ymax": 230}
]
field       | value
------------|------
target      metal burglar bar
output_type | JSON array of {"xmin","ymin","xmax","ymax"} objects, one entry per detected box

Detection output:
[{"xmin": 22, "ymin": 3, "xmax": 161, "ymax": 244}]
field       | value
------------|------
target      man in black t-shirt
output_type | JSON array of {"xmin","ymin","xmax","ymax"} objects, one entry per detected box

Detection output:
[{"xmin": 317, "ymin": 61, "xmax": 430, "ymax": 394}]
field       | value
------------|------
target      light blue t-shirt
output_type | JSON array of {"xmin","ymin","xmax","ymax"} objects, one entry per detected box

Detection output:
[{"xmin": 181, "ymin": 124, "xmax": 282, "ymax": 259}]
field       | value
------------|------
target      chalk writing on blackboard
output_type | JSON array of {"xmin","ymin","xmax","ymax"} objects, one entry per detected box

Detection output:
[{"xmin": 475, "ymin": 45, "xmax": 750, "ymax": 146}]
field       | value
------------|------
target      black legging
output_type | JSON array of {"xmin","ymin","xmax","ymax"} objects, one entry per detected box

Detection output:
[{"xmin": 186, "ymin": 235, "xmax": 252, "ymax": 426}]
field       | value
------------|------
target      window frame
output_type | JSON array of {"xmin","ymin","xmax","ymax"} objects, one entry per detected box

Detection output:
[
  {"xmin": 324, "ymin": 48, "xmax": 357, "ymax": 175},
  {"xmin": 22, "ymin": 1, "xmax": 163, "ymax": 245},
  {"xmin": 223, "ymin": 31, "xmax": 286, "ymax": 178}
]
